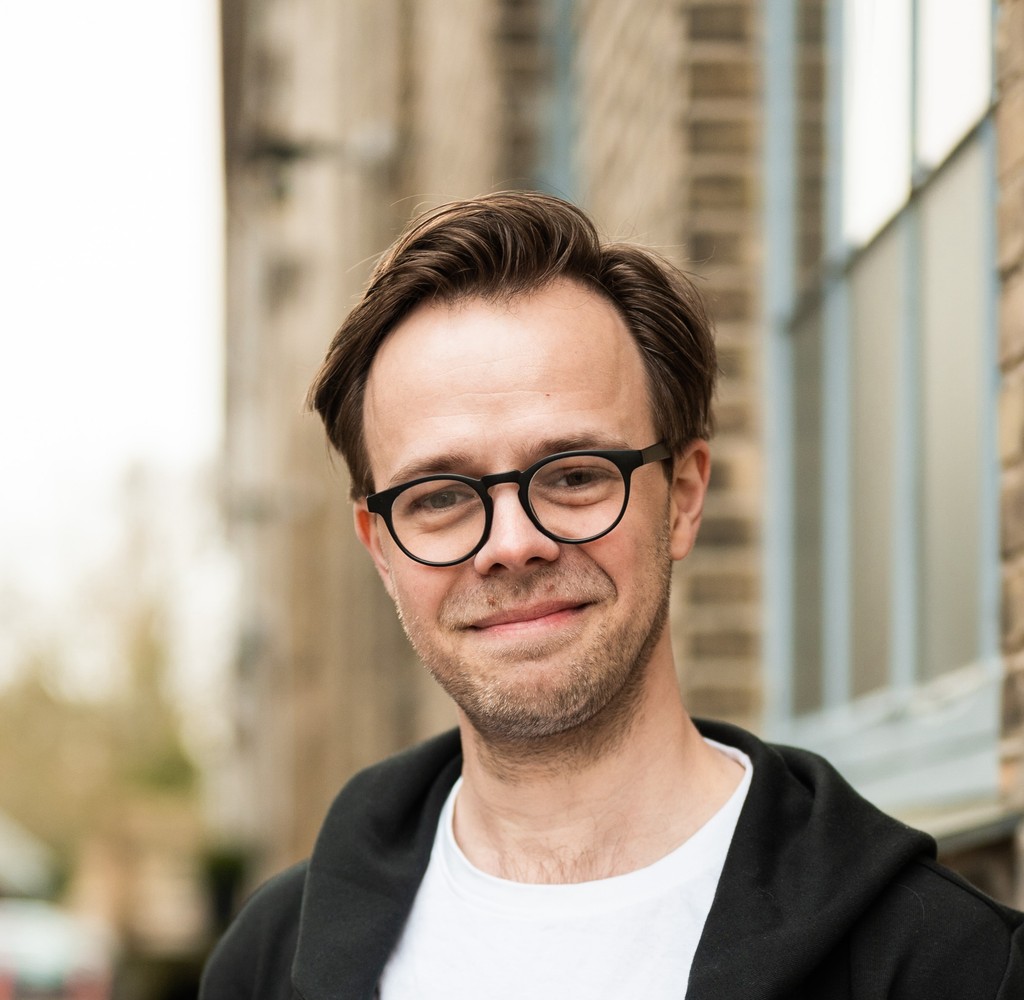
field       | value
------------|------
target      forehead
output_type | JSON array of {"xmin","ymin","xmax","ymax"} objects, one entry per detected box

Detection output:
[{"xmin": 362, "ymin": 280, "xmax": 655, "ymax": 483}]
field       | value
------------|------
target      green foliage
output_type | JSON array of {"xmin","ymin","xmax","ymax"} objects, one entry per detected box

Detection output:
[
  {"xmin": 0, "ymin": 597, "xmax": 200, "ymax": 853},
  {"xmin": 129, "ymin": 746, "xmax": 198, "ymax": 793}
]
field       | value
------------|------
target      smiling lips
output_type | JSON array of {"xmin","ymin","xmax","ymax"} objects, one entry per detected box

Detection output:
[{"xmin": 467, "ymin": 600, "xmax": 589, "ymax": 631}]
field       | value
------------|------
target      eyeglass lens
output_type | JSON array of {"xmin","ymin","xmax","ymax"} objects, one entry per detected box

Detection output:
[{"xmin": 390, "ymin": 454, "xmax": 627, "ymax": 564}]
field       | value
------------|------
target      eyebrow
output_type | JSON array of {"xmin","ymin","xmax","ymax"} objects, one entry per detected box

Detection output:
[
  {"xmin": 382, "ymin": 433, "xmax": 637, "ymax": 490},
  {"xmin": 384, "ymin": 450, "xmax": 479, "ymax": 489}
]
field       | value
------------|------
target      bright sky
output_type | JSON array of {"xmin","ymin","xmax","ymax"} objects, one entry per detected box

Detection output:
[{"xmin": 0, "ymin": 1, "xmax": 227, "ymax": 705}]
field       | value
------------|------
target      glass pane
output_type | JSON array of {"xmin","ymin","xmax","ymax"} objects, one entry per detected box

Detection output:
[
  {"xmin": 919, "ymin": 137, "xmax": 987, "ymax": 679},
  {"xmin": 791, "ymin": 309, "xmax": 825, "ymax": 715},
  {"xmin": 842, "ymin": 0, "xmax": 912, "ymax": 245},
  {"xmin": 848, "ymin": 220, "xmax": 907, "ymax": 697},
  {"xmin": 916, "ymin": 0, "xmax": 991, "ymax": 168}
]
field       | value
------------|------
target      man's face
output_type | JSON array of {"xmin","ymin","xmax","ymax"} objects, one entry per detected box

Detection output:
[{"xmin": 355, "ymin": 279, "xmax": 708, "ymax": 745}]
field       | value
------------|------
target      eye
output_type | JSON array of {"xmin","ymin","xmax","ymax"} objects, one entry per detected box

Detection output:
[
  {"xmin": 536, "ymin": 461, "xmax": 617, "ymax": 490},
  {"xmin": 397, "ymin": 480, "xmax": 480, "ymax": 520},
  {"xmin": 557, "ymin": 467, "xmax": 605, "ymax": 488},
  {"xmin": 530, "ymin": 459, "xmax": 622, "ymax": 509},
  {"xmin": 420, "ymin": 488, "xmax": 469, "ymax": 511}
]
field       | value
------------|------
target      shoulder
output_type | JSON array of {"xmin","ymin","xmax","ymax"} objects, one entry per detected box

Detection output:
[
  {"xmin": 199, "ymin": 730, "xmax": 463, "ymax": 1000},
  {"xmin": 692, "ymin": 719, "xmax": 1024, "ymax": 997},
  {"xmin": 333, "ymin": 728, "xmax": 462, "ymax": 809},
  {"xmin": 311, "ymin": 728, "xmax": 462, "ymax": 872},
  {"xmin": 850, "ymin": 857, "xmax": 1024, "ymax": 998},
  {"xmin": 199, "ymin": 861, "xmax": 307, "ymax": 1000}
]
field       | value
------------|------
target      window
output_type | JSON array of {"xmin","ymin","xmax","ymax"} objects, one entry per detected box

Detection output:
[{"xmin": 764, "ymin": 0, "xmax": 999, "ymax": 821}]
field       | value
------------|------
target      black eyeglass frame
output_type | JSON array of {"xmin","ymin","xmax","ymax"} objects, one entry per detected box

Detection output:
[{"xmin": 365, "ymin": 441, "xmax": 672, "ymax": 567}]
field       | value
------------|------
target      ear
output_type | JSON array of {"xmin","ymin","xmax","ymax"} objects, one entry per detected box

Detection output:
[
  {"xmin": 354, "ymin": 501, "xmax": 397, "ymax": 601},
  {"xmin": 668, "ymin": 440, "xmax": 711, "ymax": 562}
]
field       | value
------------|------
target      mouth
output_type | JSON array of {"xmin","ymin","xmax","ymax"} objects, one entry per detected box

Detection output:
[{"xmin": 466, "ymin": 600, "xmax": 590, "ymax": 633}]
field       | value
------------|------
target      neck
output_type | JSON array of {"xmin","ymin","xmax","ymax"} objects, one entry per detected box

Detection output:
[{"xmin": 452, "ymin": 652, "xmax": 743, "ymax": 883}]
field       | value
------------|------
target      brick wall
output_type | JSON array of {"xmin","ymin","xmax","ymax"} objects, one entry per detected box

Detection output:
[
  {"xmin": 998, "ymin": 0, "xmax": 1024, "ymax": 891},
  {"xmin": 677, "ymin": 1, "xmax": 763, "ymax": 731},
  {"xmin": 576, "ymin": 0, "xmax": 688, "ymax": 247}
]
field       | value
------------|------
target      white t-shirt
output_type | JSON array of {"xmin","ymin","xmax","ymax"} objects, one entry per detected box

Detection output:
[{"xmin": 378, "ymin": 740, "xmax": 752, "ymax": 999}]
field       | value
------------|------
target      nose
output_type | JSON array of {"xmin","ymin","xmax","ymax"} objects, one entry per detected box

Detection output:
[{"xmin": 471, "ymin": 483, "xmax": 561, "ymax": 574}]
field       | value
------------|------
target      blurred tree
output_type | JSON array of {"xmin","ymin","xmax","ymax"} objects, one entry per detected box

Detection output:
[
  {"xmin": 0, "ymin": 465, "xmax": 210, "ymax": 978},
  {"xmin": 0, "ymin": 611, "xmax": 197, "ymax": 860}
]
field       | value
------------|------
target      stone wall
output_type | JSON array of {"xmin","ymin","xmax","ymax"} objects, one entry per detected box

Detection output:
[{"xmin": 997, "ymin": 0, "xmax": 1024, "ymax": 905}]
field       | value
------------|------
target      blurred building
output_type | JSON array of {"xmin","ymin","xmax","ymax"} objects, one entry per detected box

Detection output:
[{"xmin": 217, "ymin": 0, "xmax": 1024, "ymax": 905}]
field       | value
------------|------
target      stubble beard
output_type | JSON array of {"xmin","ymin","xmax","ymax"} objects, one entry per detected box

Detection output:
[{"xmin": 393, "ymin": 527, "xmax": 674, "ymax": 772}]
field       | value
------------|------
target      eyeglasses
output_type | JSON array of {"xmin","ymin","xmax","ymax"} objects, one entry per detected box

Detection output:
[{"xmin": 365, "ymin": 441, "xmax": 671, "ymax": 567}]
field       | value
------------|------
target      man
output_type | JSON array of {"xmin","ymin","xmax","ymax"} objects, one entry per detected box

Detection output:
[{"xmin": 201, "ymin": 192, "xmax": 1023, "ymax": 999}]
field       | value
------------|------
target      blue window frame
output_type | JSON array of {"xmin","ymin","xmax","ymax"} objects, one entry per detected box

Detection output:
[{"xmin": 763, "ymin": 0, "xmax": 1001, "ymax": 826}]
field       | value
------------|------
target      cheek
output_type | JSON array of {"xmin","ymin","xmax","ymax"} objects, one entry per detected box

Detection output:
[
  {"xmin": 616, "ymin": 484, "xmax": 670, "ymax": 541},
  {"xmin": 388, "ymin": 562, "xmax": 448, "ymax": 623},
  {"xmin": 375, "ymin": 529, "xmax": 446, "ymax": 611},
  {"xmin": 600, "ymin": 498, "xmax": 672, "ymax": 585}
]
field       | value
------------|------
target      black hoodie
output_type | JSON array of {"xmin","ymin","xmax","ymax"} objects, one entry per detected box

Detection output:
[{"xmin": 200, "ymin": 720, "xmax": 1024, "ymax": 999}]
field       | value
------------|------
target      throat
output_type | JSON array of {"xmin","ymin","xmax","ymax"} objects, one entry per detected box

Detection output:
[
  {"xmin": 452, "ymin": 719, "xmax": 747, "ymax": 885},
  {"xmin": 488, "ymin": 833, "xmax": 635, "ymax": 885}
]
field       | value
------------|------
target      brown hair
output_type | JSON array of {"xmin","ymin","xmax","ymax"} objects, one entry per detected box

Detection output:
[{"xmin": 307, "ymin": 191, "xmax": 717, "ymax": 498}]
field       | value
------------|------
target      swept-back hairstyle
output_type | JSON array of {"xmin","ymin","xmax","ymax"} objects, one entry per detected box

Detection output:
[{"xmin": 307, "ymin": 191, "xmax": 717, "ymax": 498}]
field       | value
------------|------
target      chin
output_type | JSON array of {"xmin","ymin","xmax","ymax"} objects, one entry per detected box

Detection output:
[{"xmin": 443, "ymin": 647, "xmax": 651, "ymax": 758}]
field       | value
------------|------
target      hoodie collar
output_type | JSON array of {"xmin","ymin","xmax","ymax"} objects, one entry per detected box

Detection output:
[
  {"xmin": 291, "ymin": 722, "xmax": 934, "ymax": 1000},
  {"xmin": 688, "ymin": 720, "xmax": 934, "ymax": 999}
]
